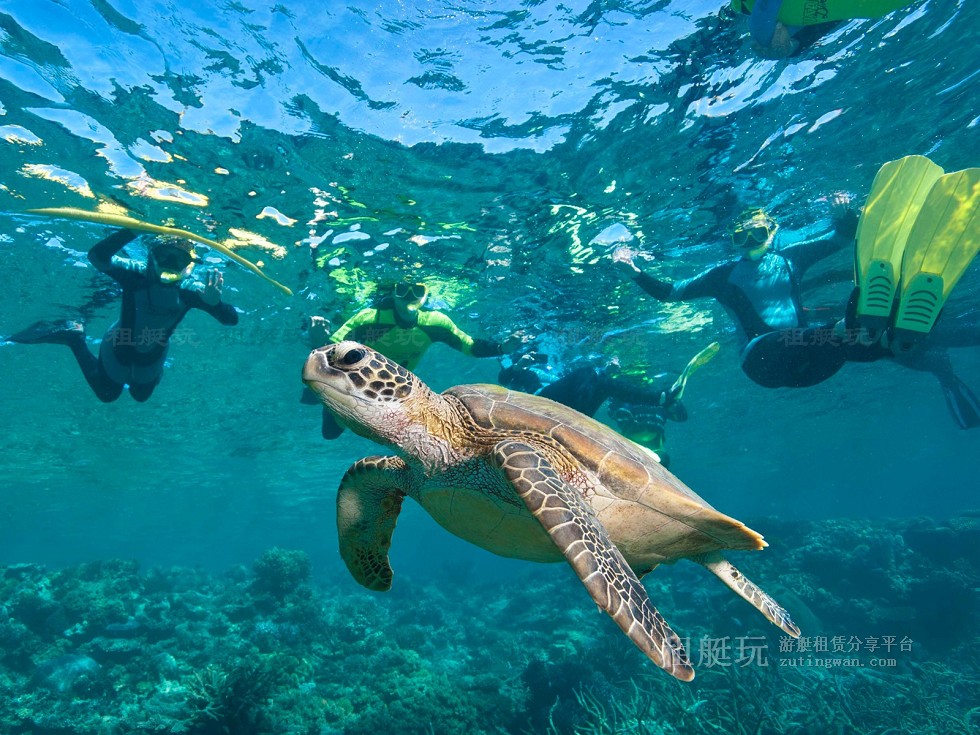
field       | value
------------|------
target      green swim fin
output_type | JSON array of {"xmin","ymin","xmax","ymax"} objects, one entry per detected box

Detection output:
[
  {"xmin": 893, "ymin": 167, "xmax": 980, "ymax": 341},
  {"xmin": 670, "ymin": 342, "xmax": 720, "ymax": 400},
  {"xmin": 854, "ymin": 155, "xmax": 944, "ymax": 330}
]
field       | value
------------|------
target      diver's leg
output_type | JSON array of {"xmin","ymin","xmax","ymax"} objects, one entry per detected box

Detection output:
[
  {"xmin": 6, "ymin": 319, "xmax": 122, "ymax": 401},
  {"xmin": 893, "ymin": 348, "xmax": 980, "ymax": 429},
  {"xmin": 81, "ymin": 337, "xmax": 128, "ymax": 403},
  {"xmin": 128, "ymin": 381, "xmax": 159, "ymax": 403}
]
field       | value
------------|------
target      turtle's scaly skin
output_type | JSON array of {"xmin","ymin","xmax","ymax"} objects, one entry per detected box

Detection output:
[{"xmin": 304, "ymin": 341, "xmax": 800, "ymax": 681}]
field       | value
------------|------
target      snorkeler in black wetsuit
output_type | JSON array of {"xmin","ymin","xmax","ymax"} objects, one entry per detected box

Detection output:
[
  {"xmin": 7, "ymin": 229, "xmax": 238, "ymax": 402},
  {"xmin": 498, "ymin": 353, "xmax": 689, "ymax": 468}
]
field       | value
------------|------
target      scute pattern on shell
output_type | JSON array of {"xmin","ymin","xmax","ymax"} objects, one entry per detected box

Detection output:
[{"xmin": 445, "ymin": 383, "xmax": 713, "ymax": 508}]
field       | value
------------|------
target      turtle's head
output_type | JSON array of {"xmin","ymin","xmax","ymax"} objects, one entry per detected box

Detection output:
[{"xmin": 303, "ymin": 341, "xmax": 431, "ymax": 445}]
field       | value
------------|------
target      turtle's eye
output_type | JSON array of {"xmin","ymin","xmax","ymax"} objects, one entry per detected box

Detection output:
[{"xmin": 339, "ymin": 348, "xmax": 366, "ymax": 366}]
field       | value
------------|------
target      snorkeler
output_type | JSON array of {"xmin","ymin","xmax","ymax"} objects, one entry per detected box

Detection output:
[
  {"xmin": 498, "ymin": 343, "xmax": 719, "ymax": 468},
  {"xmin": 307, "ymin": 281, "xmax": 505, "ymax": 440},
  {"xmin": 732, "ymin": 0, "xmax": 914, "ymax": 58},
  {"xmin": 613, "ymin": 194, "xmax": 857, "ymax": 354},
  {"xmin": 6, "ymin": 229, "xmax": 239, "ymax": 402},
  {"xmin": 614, "ymin": 157, "xmax": 980, "ymax": 427}
]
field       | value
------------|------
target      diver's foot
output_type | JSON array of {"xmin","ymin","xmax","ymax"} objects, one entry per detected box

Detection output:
[{"xmin": 7, "ymin": 320, "xmax": 84, "ymax": 345}]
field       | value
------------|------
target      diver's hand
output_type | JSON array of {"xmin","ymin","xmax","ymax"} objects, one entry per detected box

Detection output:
[
  {"xmin": 201, "ymin": 269, "xmax": 223, "ymax": 306},
  {"xmin": 307, "ymin": 315, "xmax": 331, "ymax": 347},
  {"xmin": 612, "ymin": 247, "xmax": 641, "ymax": 279},
  {"xmin": 829, "ymin": 192, "xmax": 853, "ymax": 220}
]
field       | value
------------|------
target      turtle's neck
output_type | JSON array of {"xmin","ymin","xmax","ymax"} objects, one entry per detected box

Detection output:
[{"xmin": 397, "ymin": 390, "xmax": 473, "ymax": 472}]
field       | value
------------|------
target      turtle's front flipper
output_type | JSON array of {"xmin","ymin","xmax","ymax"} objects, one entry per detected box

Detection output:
[
  {"xmin": 696, "ymin": 551, "xmax": 801, "ymax": 637},
  {"xmin": 337, "ymin": 456, "xmax": 413, "ymax": 592},
  {"xmin": 494, "ymin": 440, "xmax": 695, "ymax": 681}
]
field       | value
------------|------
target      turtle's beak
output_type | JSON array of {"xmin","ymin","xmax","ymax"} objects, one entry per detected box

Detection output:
[
  {"xmin": 303, "ymin": 347, "xmax": 360, "ymax": 420},
  {"xmin": 303, "ymin": 346, "xmax": 333, "ymax": 386}
]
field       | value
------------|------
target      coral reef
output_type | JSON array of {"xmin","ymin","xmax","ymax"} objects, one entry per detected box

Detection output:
[{"xmin": 0, "ymin": 514, "xmax": 977, "ymax": 734}]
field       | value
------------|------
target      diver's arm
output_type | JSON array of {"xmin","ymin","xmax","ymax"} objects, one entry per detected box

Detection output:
[
  {"xmin": 181, "ymin": 275, "xmax": 239, "ymax": 325},
  {"xmin": 635, "ymin": 264, "xmax": 728, "ymax": 302},
  {"xmin": 88, "ymin": 229, "xmax": 140, "ymax": 280},
  {"xmin": 498, "ymin": 364, "xmax": 544, "ymax": 393},
  {"xmin": 783, "ymin": 207, "xmax": 858, "ymax": 274},
  {"xmin": 191, "ymin": 297, "xmax": 239, "ymax": 326},
  {"xmin": 328, "ymin": 309, "xmax": 378, "ymax": 344},
  {"xmin": 420, "ymin": 311, "xmax": 501, "ymax": 357},
  {"xmin": 632, "ymin": 272, "xmax": 675, "ymax": 301}
]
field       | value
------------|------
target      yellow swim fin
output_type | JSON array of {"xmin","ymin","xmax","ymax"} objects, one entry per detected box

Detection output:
[
  {"xmin": 670, "ymin": 341, "xmax": 720, "ymax": 400},
  {"xmin": 893, "ymin": 168, "xmax": 980, "ymax": 340},
  {"xmin": 26, "ymin": 207, "xmax": 293, "ymax": 296},
  {"xmin": 853, "ymin": 155, "xmax": 944, "ymax": 330}
]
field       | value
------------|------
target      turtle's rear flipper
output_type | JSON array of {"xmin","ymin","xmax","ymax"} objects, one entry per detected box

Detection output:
[
  {"xmin": 696, "ymin": 551, "xmax": 800, "ymax": 637},
  {"xmin": 337, "ymin": 456, "xmax": 411, "ymax": 592},
  {"xmin": 494, "ymin": 439, "xmax": 695, "ymax": 682}
]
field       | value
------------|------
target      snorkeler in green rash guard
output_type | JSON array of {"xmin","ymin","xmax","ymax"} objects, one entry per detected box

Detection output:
[
  {"xmin": 6, "ymin": 229, "xmax": 238, "ymax": 402},
  {"xmin": 308, "ymin": 281, "xmax": 504, "ymax": 440},
  {"xmin": 732, "ymin": 0, "xmax": 914, "ymax": 58}
]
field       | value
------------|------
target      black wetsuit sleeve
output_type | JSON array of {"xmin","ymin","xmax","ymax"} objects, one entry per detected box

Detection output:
[
  {"xmin": 635, "ymin": 263, "xmax": 730, "ymax": 302},
  {"xmin": 782, "ymin": 210, "xmax": 858, "ymax": 274},
  {"xmin": 470, "ymin": 338, "xmax": 503, "ymax": 358},
  {"xmin": 181, "ymin": 288, "xmax": 239, "ymax": 325},
  {"xmin": 633, "ymin": 272, "xmax": 674, "ymax": 301},
  {"xmin": 88, "ymin": 229, "xmax": 141, "ymax": 285},
  {"xmin": 498, "ymin": 365, "xmax": 543, "ymax": 393}
]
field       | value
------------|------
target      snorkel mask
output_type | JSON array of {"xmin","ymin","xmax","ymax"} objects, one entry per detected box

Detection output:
[
  {"xmin": 148, "ymin": 237, "xmax": 202, "ymax": 283},
  {"xmin": 731, "ymin": 208, "xmax": 778, "ymax": 261},
  {"xmin": 394, "ymin": 282, "xmax": 429, "ymax": 313}
]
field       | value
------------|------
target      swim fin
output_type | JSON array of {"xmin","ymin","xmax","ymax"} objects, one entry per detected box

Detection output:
[
  {"xmin": 670, "ymin": 341, "xmax": 720, "ymax": 400},
  {"xmin": 893, "ymin": 167, "xmax": 980, "ymax": 342},
  {"xmin": 7, "ymin": 319, "xmax": 84, "ymax": 345},
  {"xmin": 854, "ymin": 155, "xmax": 944, "ymax": 331}
]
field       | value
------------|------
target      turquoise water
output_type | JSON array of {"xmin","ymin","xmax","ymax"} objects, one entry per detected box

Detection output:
[{"xmin": 1, "ymin": 1, "xmax": 978, "ymax": 733}]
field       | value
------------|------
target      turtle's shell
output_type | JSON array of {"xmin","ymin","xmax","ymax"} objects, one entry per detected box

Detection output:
[{"xmin": 445, "ymin": 383, "xmax": 764, "ymax": 562}]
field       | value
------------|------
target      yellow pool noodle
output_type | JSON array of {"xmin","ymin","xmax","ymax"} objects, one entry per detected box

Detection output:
[{"xmin": 26, "ymin": 207, "xmax": 293, "ymax": 296}]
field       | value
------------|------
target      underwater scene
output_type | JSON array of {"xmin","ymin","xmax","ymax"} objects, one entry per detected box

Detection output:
[{"xmin": 0, "ymin": 0, "xmax": 978, "ymax": 733}]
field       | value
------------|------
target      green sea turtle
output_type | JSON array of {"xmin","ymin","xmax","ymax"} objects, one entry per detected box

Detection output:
[{"xmin": 303, "ymin": 341, "xmax": 800, "ymax": 680}]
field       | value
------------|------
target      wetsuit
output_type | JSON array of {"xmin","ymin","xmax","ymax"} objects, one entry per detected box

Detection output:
[
  {"xmin": 328, "ymin": 302, "xmax": 500, "ymax": 370},
  {"xmin": 75, "ymin": 230, "xmax": 238, "ymax": 401},
  {"xmin": 317, "ymin": 300, "xmax": 501, "ymax": 438},
  {"xmin": 629, "ymin": 213, "xmax": 862, "ymax": 388},
  {"xmin": 608, "ymin": 372, "xmax": 688, "ymax": 469}
]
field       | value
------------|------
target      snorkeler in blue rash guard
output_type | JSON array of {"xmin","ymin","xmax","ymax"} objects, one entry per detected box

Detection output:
[
  {"xmin": 6, "ymin": 229, "xmax": 238, "ymax": 402},
  {"xmin": 613, "ymin": 197, "xmax": 980, "ymax": 428},
  {"xmin": 614, "ymin": 196, "xmax": 857, "ymax": 346}
]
